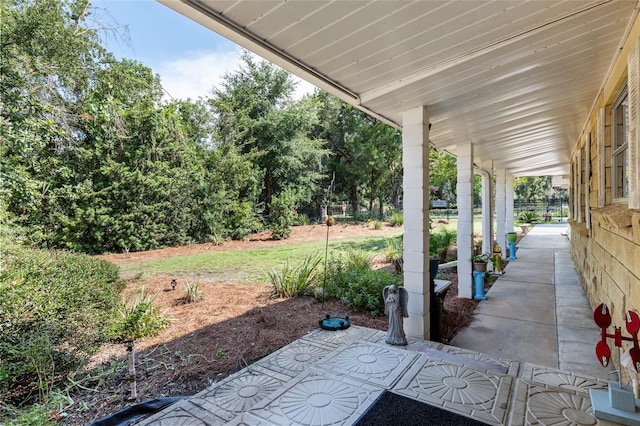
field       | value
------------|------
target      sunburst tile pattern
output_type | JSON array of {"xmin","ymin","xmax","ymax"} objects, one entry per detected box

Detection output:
[
  {"xmin": 187, "ymin": 366, "xmax": 291, "ymax": 421},
  {"xmin": 393, "ymin": 355, "xmax": 513, "ymax": 425},
  {"xmin": 510, "ymin": 380, "xmax": 619, "ymax": 426},
  {"xmin": 313, "ymin": 341, "xmax": 419, "ymax": 387},
  {"xmin": 520, "ymin": 363, "xmax": 609, "ymax": 394},
  {"xmin": 140, "ymin": 364, "xmax": 291, "ymax": 424},
  {"xmin": 245, "ymin": 370, "xmax": 383, "ymax": 425},
  {"xmin": 436, "ymin": 344, "xmax": 521, "ymax": 376},
  {"xmin": 254, "ymin": 337, "xmax": 335, "ymax": 377},
  {"xmin": 226, "ymin": 412, "xmax": 278, "ymax": 426},
  {"xmin": 304, "ymin": 325, "xmax": 385, "ymax": 348}
]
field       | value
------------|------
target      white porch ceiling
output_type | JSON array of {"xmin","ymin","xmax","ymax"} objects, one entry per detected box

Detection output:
[{"xmin": 159, "ymin": 0, "xmax": 639, "ymax": 177}]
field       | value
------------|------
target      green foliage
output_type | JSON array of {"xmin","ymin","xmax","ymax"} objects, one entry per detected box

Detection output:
[
  {"xmin": 430, "ymin": 227, "xmax": 457, "ymax": 260},
  {"xmin": 514, "ymin": 176, "xmax": 552, "ymax": 202},
  {"xmin": 270, "ymin": 189, "xmax": 297, "ymax": 240},
  {"xmin": 211, "ymin": 52, "xmax": 327, "ymax": 215},
  {"xmin": 471, "ymin": 253, "xmax": 489, "ymax": 263},
  {"xmin": 323, "ymin": 255, "xmax": 402, "ymax": 317},
  {"xmin": 227, "ymin": 201, "xmax": 264, "ymax": 241},
  {"xmin": 3, "ymin": 389, "xmax": 71, "ymax": 426},
  {"xmin": 183, "ymin": 280, "xmax": 203, "ymax": 304},
  {"xmin": 373, "ymin": 220, "xmax": 382, "ymax": 230},
  {"xmin": 312, "ymin": 91, "xmax": 402, "ymax": 217},
  {"xmin": 388, "ymin": 211, "xmax": 404, "ymax": 227},
  {"xmin": 342, "ymin": 249, "xmax": 375, "ymax": 271},
  {"xmin": 429, "ymin": 148, "xmax": 458, "ymax": 205},
  {"xmin": 296, "ymin": 213, "xmax": 310, "ymax": 225},
  {"xmin": 269, "ymin": 254, "xmax": 322, "ymax": 298},
  {"xmin": 384, "ymin": 235, "xmax": 403, "ymax": 263},
  {"xmin": 518, "ymin": 210, "xmax": 540, "ymax": 223},
  {"xmin": 0, "ymin": 244, "xmax": 124, "ymax": 404},
  {"xmin": 110, "ymin": 288, "xmax": 170, "ymax": 342}
]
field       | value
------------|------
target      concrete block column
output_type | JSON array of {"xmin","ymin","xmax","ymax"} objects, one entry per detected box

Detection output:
[
  {"xmin": 495, "ymin": 168, "xmax": 506, "ymax": 250},
  {"xmin": 456, "ymin": 143, "xmax": 474, "ymax": 299},
  {"xmin": 506, "ymin": 172, "xmax": 514, "ymax": 234},
  {"xmin": 402, "ymin": 106, "xmax": 430, "ymax": 340}
]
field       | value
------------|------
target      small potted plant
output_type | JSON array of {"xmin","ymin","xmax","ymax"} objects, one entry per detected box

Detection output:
[{"xmin": 471, "ymin": 253, "xmax": 489, "ymax": 272}]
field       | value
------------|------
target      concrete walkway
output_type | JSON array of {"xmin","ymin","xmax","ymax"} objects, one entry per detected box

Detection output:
[
  {"xmin": 137, "ymin": 224, "xmax": 623, "ymax": 425},
  {"xmin": 451, "ymin": 224, "xmax": 615, "ymax": 380}
]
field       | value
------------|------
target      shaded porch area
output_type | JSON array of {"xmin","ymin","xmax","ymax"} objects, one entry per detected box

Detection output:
[{"xmin": 137, "ymin": 226, "xmax": 618, "ymax": 425}]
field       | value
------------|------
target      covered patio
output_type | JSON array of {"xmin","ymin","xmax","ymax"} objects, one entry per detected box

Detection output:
[{"xmin": 158, "ymin": 0, "xmax": 639, "ymax": 342}]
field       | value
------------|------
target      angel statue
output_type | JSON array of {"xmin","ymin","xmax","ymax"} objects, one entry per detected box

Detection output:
[{"xmin": 383, "ymin": 284, "xmax": 409, "ymax": 345}]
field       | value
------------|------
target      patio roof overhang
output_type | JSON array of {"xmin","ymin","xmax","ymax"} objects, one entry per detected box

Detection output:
[{"xmin": 159, "ymin": 0, "xmax": 638, "ymax": 177}]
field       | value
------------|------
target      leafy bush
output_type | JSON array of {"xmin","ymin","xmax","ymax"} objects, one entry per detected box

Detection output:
[
  {"xmin": 0, "ymin": 245, "xmax": 124, "ymax": 404},
  {"xmin": 384, "ymin": 235, "xmax": 404, "ymax": 272},
  {"xmin": 228, "ymin": 201, "xmax": 263, "ymax": 241},
  {"xmin": 269, "ymin": 254, "xmax": 322, "ymax": 298},
  {"xmin": 430, "ymin": 227, "xmax": 457, "ymax": 260},
  {"xmin": 373, "ymin": 220, "xmax": 382, "ymax": 230},
  {"xmin": 296, "ymin": 213, "xmax": 310, "ymax": 226},
  {"xmin": 323, "ymin": 255, "xmax": 402, "ymax": 317},
  {"xmin": 518, "ymin": 210, "xmax": 540, "ymax": 223},
  {"xmin": 342, "ymin": 249, "xmax": 375, "ymax": 271},
  {"xmin": 270, "ymin": 189, "xmax": 297, "ymax": 240},
  {"xmin": 388, "ymin": 211, "xmax": 404, "ymax": 227},
  {"xmin": 110, "ymin": 288, "xmax": 170, "ymax": 342}
]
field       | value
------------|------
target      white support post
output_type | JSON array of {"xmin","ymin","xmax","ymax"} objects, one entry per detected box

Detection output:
[
  {"xmin": 478, "ymin": 160, "xmax": 493, "ymax": 255},
  {"xmin": 402, "ymin": 106, "xmax": 430, "ymax": 340},
  {"xmin": 506, "ymin": 172, "xmax": 515, "ymax": 235},
  {"xmin": 456, "ymin": 143, "xmax": 474, "ymax": 299},
  {"xmin": 495, "ymin": 169, "xmax": 507, "ymax": 250}
]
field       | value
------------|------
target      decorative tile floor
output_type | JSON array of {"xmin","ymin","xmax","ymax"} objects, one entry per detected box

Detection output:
[
  {"xmin": 509, "ymin": 380, "xmax": 619, "ymax": 426},
  {"xmin": 138, "ymin": 326, "xmax": 624, "ymax": 426}
]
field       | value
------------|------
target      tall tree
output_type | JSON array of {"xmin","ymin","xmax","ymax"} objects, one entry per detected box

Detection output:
[
  {"xmin": 1, "ymin": 0, "xmax": 105, "ymax": 246},
  {"xmin": 312, "ymin": 91, "xmax": 402, "ymax": 218},
  {"xmin": 514, "ymin": 176, "xmax": 552, "ymax": 202},
  {"xmin": 210, "ymin": 51, "xmax": 326, "ymax": 216}
]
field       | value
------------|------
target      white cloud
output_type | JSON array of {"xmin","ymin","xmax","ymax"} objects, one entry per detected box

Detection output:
[
  {"xmin": 155, "ymin": 49, "xmax": 242, "ymax": 101},
  {"xmin": 155, "ymin": 49, "xmax": 316, "ymax": 101}
]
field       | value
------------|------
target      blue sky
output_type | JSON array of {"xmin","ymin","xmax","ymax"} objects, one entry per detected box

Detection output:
[{"xmin": 90, "ymin": 0, "xmax": 314, "ymax": 100}]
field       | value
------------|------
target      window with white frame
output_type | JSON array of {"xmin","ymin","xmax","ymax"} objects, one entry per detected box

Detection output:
[{"xmin": 611, "ymin": 86, "xmax": 629, "ymax": 201}]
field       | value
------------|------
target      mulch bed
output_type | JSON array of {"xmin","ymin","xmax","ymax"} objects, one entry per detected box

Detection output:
[{"xmin": 64, "ymin": 224, "xmax": 482, "ymax": 425}]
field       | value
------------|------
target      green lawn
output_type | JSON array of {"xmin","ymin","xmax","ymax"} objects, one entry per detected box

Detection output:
[{"xmin": 120, "ymin": 235, "xmax": 397, "ymax": 284}]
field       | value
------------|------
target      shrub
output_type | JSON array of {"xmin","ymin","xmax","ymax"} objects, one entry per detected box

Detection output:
[
  {"xmin": 430, "ymin": 227, "xmax": 457, "ymax": 260},
  {"xmin": 269, "ymin": 190, "xmax": 297, "ymax": 240},
  {"xmin": 342, "ymin": 249, "xmax": 375, "ymax": 271},
  {"xmin": 373, "ymin": 220, "xmax": 382, "ymax": 230},
  {"xmin": 110, "ymin": 287, "xmax": 170, "ymax": 342},
  {"xmin": 269, "ymin": 254, "xmax": 322, "ymax": 298},
  {"xmin": 296, "ymin": 213, "xmax": 310, "ymax": 226},
  {"xmin": 518, "ymin": 210, "xmax": 540, "ymax": 223},
  {"xmin": 183, "ymin": 280, "xmax": 203, "ymax": 304},
  {"xmin": 323, "ymin": 257, "xmax": 402, "ymax": 317},
  {"xmin": 384, "ymin": 235, "xmax": 403, "ymax": 271},
  {"xmin": 0, "ymin": 246, "xmax": 124, "ymax": 404},
  {"xmin": 388, "ymin": 211, "xmax": 404, "ymax": 227},
  {"xmin": 228, "ymin": 201, "xmax": 263, "ymax": 241}
]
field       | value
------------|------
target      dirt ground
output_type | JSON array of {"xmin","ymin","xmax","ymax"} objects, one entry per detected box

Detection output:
[{"xmin": 68, "ymin": 223, "xmax": 478, "ymax": 425}]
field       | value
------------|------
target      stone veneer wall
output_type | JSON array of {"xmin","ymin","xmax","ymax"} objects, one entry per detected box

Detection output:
[
  {"xmin": 569, "ymin": 13, "xmax": 640, "ymax": 351},
  {"xmin": 571, "ymin": 209, "xmax": 640, "ymax": 315}
]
